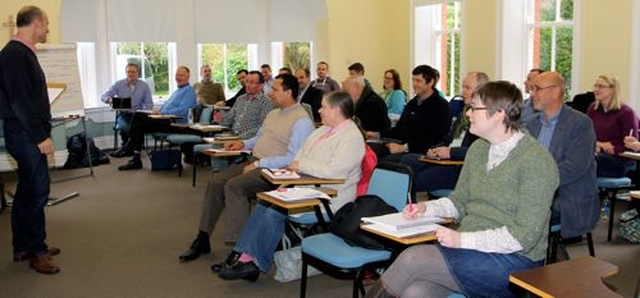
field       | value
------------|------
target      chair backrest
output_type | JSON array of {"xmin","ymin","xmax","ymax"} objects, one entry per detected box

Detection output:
[
  {"xmin": 199, "ymin": 106, "xmax": 214, "ymax": 123},
  {"xmin": 365, "ymin": 162, "xmax": 413, "ymax": 211}
]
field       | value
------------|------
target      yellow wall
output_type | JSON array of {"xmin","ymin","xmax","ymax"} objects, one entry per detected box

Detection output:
[
  {"xmin": 0, "ymin": 0, "xmax": 61, "ymax": 46},
  {"xmin": 324, "ymin": 0, "xmax": 411, "ymax": 91},
  {"xmin": 579, "ymin": 0, "xmax": 632, "ymax": 103},
  {"xmin": 462, "ymin": 0, "xmax": 498, "ymax": 79}
]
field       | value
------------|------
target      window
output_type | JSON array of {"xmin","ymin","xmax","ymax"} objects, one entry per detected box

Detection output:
[
  {"xmin": 198, "ymin": 43, "xmax": 257, "ymax": 96},
  {"xmin": 413, "ymin": 0, "xmax": 462, "ymax": 99},
  {"xmin": 110, "ymin": 42, "xmax": 176, "ymax": 100},
  {"xmin": 271, "ymin": 42, "xmax": 313, "ymax": 72},
  {"xmin": 526, "ymin": 0, "xmax": 574, "ymax": 96}
]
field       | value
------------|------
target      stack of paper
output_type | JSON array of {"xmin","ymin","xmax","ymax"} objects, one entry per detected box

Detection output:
[
  {"xmin": 361, "ymin": 213, "xmax": 445, "ymax": 230},
  {"xmin": 262, "ymin": 168, "xmax": 301, "ymax": 180},
  {"xmin": 264, "ymin": 188, "xmax": 331, "ymax": 202}
]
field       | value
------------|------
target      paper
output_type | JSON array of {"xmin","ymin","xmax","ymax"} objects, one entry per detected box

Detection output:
[
  {"xmin": 262, "ymin": 168, "xmax": 301, "ymax": 180},
  {"xmin": 264, "ymin": 188, "xmax": 331, "ymax": 202},
  {"xmin": 365, "ymin": 223, "xmax": 442, "ymax": 238},
  {"xmin": 191, "ymin": 123, "xmax": 228, "ymax": 130},
  {"xmin": 207, "ymin": 148, "xmax": 251, "ymax": 155},
  {"xmin": 362, "ymin": 212, "xmax": 445, "ymax": 231}
]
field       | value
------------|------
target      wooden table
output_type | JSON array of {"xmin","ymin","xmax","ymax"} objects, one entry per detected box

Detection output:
[
  {"xmin": 203, "ymin": 148, "xmax": 250, "ymax": 157},
  {"xmin": 256, "ymin": 187, "xmax": 337, "ymax": 210},
  {"xmin": 148, "ymin": 114, "xmax": 183, "ymax": 120},
  {"xmin": 509, "ymin": 256, "xmax": 622, "ymax": 298},
  {"xmin": 419, "ymin": 156, "xmax": 464, "ymax": 166},
  {"xmin": 619, "ymin": 151, "xmax": 640, "ymax": 161}
]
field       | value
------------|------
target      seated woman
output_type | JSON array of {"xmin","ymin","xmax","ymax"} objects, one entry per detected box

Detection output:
[
  {"xmin": 215, "ymin": 91, "xmax": 366, "ymax": 281},
  {"xmin": 365, "ymin": 81, "xmax": 559, "ymax": 298},
  {"xmin": 378, "ymin": 69, "xmax": 406, "ymax": 118},
  {"xmin": 399, "ymin": 71, "xmax": 489, "ymax": 193},
  {"xmin": 587, "ymin": 74, "xmax": 639, "ymax": 177}
]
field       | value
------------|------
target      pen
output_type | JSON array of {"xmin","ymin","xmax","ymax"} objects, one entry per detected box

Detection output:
[{"xmin": 629, "ymin": 129, "xmax": 634, "ymax": 137}]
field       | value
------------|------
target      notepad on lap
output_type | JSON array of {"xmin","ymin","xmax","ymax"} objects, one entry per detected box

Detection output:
[
  {"xmin": 365, "ymin": 223, "xmax": 443, "ymax": 238},
  {"xmin": 361, "ymin": 213, "xmax": 445, "ymax": 230}
]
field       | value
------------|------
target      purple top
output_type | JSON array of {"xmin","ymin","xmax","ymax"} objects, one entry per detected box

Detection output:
[{"xmin": 587, "ymin": 102, "xmax": 639, "ymax": 155}]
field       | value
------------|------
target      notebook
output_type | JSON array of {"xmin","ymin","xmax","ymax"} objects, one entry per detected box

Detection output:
[{"xmin": 111, "ymin": 97, "xmax": 132, "ymax": 109}]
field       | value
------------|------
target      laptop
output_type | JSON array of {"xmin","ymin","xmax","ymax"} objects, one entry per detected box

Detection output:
[{"xmin": 111, "ymin": 97, "xmax": 132, "ymax": 110}]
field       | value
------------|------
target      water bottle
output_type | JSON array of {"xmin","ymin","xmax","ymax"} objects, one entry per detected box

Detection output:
[
  {"xmin": 187, "ymin": 109, "xmax": 194, "ymax": 125},
  {"xmin": 601, "ymin": 198, "xmax": 610, "ymax": 222}
]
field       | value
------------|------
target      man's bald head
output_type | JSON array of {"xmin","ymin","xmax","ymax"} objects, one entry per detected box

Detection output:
[{"xmin": 531, "ymin": 71, "xmax": 565, "ymax": 116}]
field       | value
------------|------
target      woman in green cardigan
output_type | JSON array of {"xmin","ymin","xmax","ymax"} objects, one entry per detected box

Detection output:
[{"xmin": 366, "ymin": 81, "xmax": 559, "ymax": 298}]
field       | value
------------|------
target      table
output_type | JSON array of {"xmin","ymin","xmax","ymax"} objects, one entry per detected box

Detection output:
[
  {"xmin": 619, "ymin": 151, "xmax": 640, "ymax": 160},
  {"xmin": 260, "ymin": 171, "xmax": 345, "ymax": 224},
  {"xmin": 509, "ymin": 256, "xmax": 622, "ymax": 298},
  {"xmin": 203, "ymin": 148, "xmax": 250, "ymax": 157},
  {"xmin": 148, "ymin": 114, "xmax": 183, "ymax": 120},
  {"xmin": 419, "ymin": 156, "xmax": 464, "ymax": 166},
  {"xmin": 256, "ymin": 187, "xmax": 337, "ymax": 210}
]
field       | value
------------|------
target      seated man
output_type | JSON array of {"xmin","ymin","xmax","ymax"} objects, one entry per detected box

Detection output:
[
  {"xmin": 179, "ymin": 74, "xmax": 314, "ymax": 263},
  {"xmin": 521, "ymin": 68, "xmax": 544, "ymax": 125},
  {"xmin": 225, "ymin": 69, "xmax": 247, "ymax": 108},
  {"xmin": 193, "ymin": 64, "xmax": 225, "ymax": 105},
  {"xmin": 311, "ymin": 61, "xmax": 340, "ymax": 94},
  {"xmin": 194, "ymin": 70, "xmax": 273, "ymax": 170},
  {"xmin": 367, "ymin": 65, "xmax": 451, "ymax": 162},
  {"xmin": 117, "ymin": 66, "xmax": 197, "ymax": 170},
  {"xmin": 526, "ymin": 71, "xmax": 599, "ymax": 240},
  {"xmin": 342, "ymin": 75, "xmax": 390, "ymax": 133},
  {"xmin": 399, "ymin": 71, "xmax": 488, "ymax": 193},
  {"xmin": 101, "ymin": 62, "xmax": 153, "ymax": 152},
  {"xmin": 295, "ymin": 67, "xmax": 323, "ymax": 122}
]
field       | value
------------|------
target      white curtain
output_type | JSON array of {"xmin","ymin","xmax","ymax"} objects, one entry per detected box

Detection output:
[
  {"xmin": 106, "ymin": 0, "xmax": 178, "ymax": 42},
  {"xmin": 61, "ymin": 0, "xmax": 97, "ymax": 42},
  {"xmin": 194, "ymin": 0, "xmax": 263, "ymax": 43}
]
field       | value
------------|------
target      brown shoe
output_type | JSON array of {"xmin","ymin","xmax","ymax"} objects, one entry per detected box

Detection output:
[
  {"xmin": 14, "ymin": 247, "xmax": 61, "ymax": 262},
  {"xmin": 29, "ymin": 255, "xmax": 60, "ymax": 274}
]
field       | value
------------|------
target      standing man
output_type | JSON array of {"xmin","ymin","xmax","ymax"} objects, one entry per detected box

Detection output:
[
  {"xmin": 311, "ymin": 61, "xmax": 340, "ymax": 94},
  {"xmin": 526, "ymin": 71, "xmax": 599, "ymax": 240},
  {"xmin": 0, "ymin": 6, "xmax": 60, "ymax": 274},
  {"xmin": 295, "ymin": 67, "xmax": 324, "ymax": 122},
  {"xmin": 194, "ymin": 64, "xmax": 225, "ymax": 105},
  {"xmin": 102, "ymin": 62, "xmax": 154, "ymax": 154}
]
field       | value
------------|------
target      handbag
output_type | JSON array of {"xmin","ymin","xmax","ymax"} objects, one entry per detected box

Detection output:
[
  {"xmin": 273, "ymin": 235, "xmax": 321, "ymax": 283},
  {"xmin": 148, "ymin": 149, "xmax": 181, "ymax": 171},
  {"xmin": 329, "ymin": 194, "xmax": 398, "ymax": 250}
]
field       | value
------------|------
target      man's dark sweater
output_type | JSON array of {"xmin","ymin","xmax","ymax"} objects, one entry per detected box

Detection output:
[
  {"xmin": 0, "ymin": 40, "xmax": 51, "ymax": 144},
  {"xmin": 354, "ymin": 86, "xmax": 390, "ymax": 132},
  {"xmin": 380, "ymin": 91, "xmax": 451, "ymax": 154}
]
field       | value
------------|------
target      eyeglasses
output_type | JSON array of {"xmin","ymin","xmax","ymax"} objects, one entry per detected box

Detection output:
[
  {"xmin": 594, "ymin": 83, "xmax": 613, "ymax": 89},
  {"xmin": 530, "ymin": 85, "xmax": 557, "ymax": 92},
  {"xmin": 469, "ymin": 105, "xmax": 488, "ymax": 112}
]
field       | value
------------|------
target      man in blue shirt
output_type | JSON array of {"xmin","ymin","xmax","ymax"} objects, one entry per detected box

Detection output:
[
  {"xmin": 117, "ymin": 66, "xmax": 197, "ymax": 170},
  {"xmin": 102, "ymin": 63, "xmax": 153, "ymax": 153}
]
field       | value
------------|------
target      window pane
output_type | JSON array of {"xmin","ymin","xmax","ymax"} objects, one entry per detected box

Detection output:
[
  {"xmin": 114, "ymin": 42, "xmax": 169, "ymax": 98},
  {"xmin": 283, "ymin": 42, "xmax": 311, "ymax": 71},
  {"xmin": 539, "ymin": 0, "xmax": 557, "ymax": 22},
  {"xmin": 560, "ymin": 0, "xmax": 573, "ymax": 21},
  {"xmin": 556, "ymin": 26, "xmax": 573, "ymax": 96},
  {"xmin": 226, "ymin": 44, "xmax": 249, "ymax": 93},
  {"xmin": 535, "ymin": 27, "xmax": 553, "ymax": 72},
  {"xmin": 201, "ymin": 43, "xmax": 249, "ymax": 95},
  {"xmin": 446, "ymin": 32, "xmax": 461, "ymax": 97}
]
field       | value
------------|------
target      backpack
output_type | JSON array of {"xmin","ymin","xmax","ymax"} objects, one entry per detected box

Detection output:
[
  {"xmin": 329, "ymin": 194, "xmax": 397, "ymax": 250},
  {"xmin": 63, "ymin": 133, "xmax": 110, "ymax": 169}
]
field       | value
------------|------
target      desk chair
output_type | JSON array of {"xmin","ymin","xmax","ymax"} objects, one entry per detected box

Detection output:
[
  {"xmin": 546, "ymin": 223, "xmax": 595, "ymax": 264},
  {"xmin": 598, "ymin": 177, "xmax": 633, "ymax": 241},
  {"xmin": 299, "ymin": 162, "xmax": 413, "ymax": 298},
  {"xmin": 165, "ymin": 106, "xmax": 214, "ymax": 177}
]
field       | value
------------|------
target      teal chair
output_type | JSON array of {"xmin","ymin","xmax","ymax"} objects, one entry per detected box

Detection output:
[
  {"xmin": 299, "ymin": 162, "xmax": 413, "ymax": 298},
  {"xmin": 165, "ymin": 106, "xmax": 214, "ymax": 177}
]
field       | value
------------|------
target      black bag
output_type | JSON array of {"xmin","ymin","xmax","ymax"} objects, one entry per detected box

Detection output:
[
  {"xmin": 64, "ymin": 133, "xmax": 110, "ymax": 169},
  {"xmin": 329, "ymin": 194, "xmax": 397, "ymax": 250},
  {"xmin": 149, "ymin": 149, "xmax": 181, "ymax": 171}
]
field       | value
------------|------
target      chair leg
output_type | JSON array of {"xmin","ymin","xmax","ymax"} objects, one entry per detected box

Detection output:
[
  {"xmin": 587, "ymin": 232, "xmax": 595, "ymax": 257},
  {"xmin": 192, "ymin": 152, "xmax": 198, "ymax": 187},
  {"xmin": 354, "ymin": 269, "xmax": 364, "ymax": 298},
  {"xmin": 300, "ymin": 260, "xmax": 308, "ymax": 298},
  {"xmin": 608, "ymin": 192, "xmax": 617, "ymax": 242},
  {"xmin": 550, "ymin": 233, "xmax": 559, "ymax": 264}
]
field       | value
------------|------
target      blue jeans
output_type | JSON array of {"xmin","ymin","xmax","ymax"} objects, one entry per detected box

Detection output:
[
  {"xmin": 3, "ymin": 120, "xmax": 50, "ymax": 257},
  {"xmin": 234, "ymin": 202, "xmax": 287, "ymax": 272},
  {"xmin": 596, "ymin": 152, "xmax": 633, "ymax": 178},
  {"xmin": 439, "ymin": 246, "xmax": 542, "ymax": 298},
  {"xmin": 115, "ymin": 112, "xmax": 133, "ymax": 145},
  {"xmin": 400, "ymin": 153, "xmax": 461, "ymax": 193}
]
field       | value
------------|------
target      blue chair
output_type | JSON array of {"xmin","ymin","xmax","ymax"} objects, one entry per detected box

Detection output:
[
  {"xmin": 597, "ymin": 177, "xmax": 633, "ymax": 242},
  {"xmin": 165, "ymin": 106, "xmax": 214, "ymax": 177},
  {"xmin": 429, "ymin": 189, "xmax": 452, "ymax": 199},
  {"xmin": 299, "ymin": 162, "xmax": 413, "ymax": 298}
]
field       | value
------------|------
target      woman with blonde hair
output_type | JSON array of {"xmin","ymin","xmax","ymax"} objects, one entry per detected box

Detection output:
[{"xmin": 587, "ymin": 74, "xmax": 639, "ymax": 177}]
